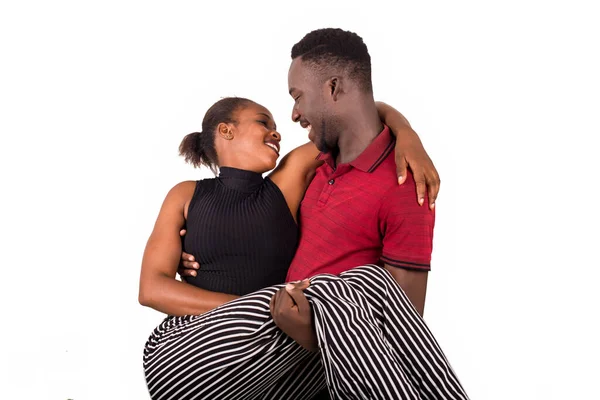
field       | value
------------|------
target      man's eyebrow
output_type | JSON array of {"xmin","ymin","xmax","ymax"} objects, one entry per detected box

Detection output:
[{"xmin": 288, "ymin": 87, "xmax": 296, "ymax": 96}]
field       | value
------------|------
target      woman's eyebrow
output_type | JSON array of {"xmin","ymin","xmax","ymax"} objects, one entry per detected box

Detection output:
[{"xmin": 257, "ymin": 113, "xmax": 276, "ymax": 129}]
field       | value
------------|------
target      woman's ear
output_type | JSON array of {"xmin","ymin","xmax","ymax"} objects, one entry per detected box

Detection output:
[{"xmin": 217, "ymin": 123, "xmax": 234, "ymax": 140}]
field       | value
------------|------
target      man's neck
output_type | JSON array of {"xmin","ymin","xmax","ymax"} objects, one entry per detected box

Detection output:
[{"xmin": 336, "ymin": 99, "xmax": 383, "ymax": 165}]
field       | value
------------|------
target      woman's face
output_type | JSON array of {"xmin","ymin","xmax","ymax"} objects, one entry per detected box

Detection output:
[{"xmin": 217, "ymin": 102, "xmax": 282, "ymax": 173}]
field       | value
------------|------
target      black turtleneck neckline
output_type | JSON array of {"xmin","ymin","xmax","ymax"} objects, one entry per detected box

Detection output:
[{"xmin": 218, "ymin": 166, "xmax": 264, "ymax": 193}]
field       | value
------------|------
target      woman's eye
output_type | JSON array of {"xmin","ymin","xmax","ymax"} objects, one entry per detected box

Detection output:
[{"xmin": 258, "ymin": 120, "xmax": 269, "ymax": 127}]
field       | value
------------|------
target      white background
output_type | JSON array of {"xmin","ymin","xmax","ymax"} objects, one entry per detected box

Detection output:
[{"xmin": 1, "ymin": 1, "xmax": 599, "ymax": 399}]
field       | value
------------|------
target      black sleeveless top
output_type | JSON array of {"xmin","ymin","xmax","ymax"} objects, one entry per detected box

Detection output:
[{"xmin": 182, "ymin": 167, "xmax": 299, "ymax": 295}]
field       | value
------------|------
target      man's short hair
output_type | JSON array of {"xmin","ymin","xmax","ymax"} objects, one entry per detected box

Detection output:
[{"xmin": 291, "ymin": 28, "xmax": 372, "ymax": 92}]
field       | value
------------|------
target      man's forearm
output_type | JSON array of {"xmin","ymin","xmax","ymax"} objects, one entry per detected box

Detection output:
[
  {"xmin": 384, "ymin": 264, "xmax": 428, "ymax": 317},
  {"xmin": 291, "ymin": 324, "xmax": 319, "ymax": 352}
]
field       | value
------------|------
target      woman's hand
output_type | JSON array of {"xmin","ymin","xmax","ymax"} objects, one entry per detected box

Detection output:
[
  {"xmin": 376, "ymin": 101, "xmax": 440, "ymax": 209},
  {"xmin": 394, "ymin": 129, "xmax": 440, "ymax": 210}
]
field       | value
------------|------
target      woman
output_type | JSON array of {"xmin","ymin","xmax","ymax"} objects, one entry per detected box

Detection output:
[{"xmin": 139, "ymin": 97, "xmax": 466, "ymax": 399}]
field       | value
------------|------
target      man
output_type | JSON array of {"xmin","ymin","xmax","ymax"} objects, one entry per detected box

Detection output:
[{"xmin": 180, "ymin": 29, "xmax": 467, "ymax": 399}]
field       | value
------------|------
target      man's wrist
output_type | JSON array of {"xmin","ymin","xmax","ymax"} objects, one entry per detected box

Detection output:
[
  {"xmin": 291, "ymin": 323, "xmax": 318, "ymax": 352},
  {"xmin": 295, "ymin": 334, "xmax": 319, "ymax": 352}
]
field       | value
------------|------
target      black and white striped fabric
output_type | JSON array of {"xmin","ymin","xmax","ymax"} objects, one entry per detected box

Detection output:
[{"xmin": 143, "ymin": 265, "xmax": 468, "ymax": 399}]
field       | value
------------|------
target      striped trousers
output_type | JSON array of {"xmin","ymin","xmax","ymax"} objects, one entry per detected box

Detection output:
[{"xmin": 143, "ymin": 265, "xmax": 468, "ymax": 399}]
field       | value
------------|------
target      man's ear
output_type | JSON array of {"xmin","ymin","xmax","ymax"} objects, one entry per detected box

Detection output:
[
  {"xmin": 327, "ymin": 76, "xmax": 342, "ymax": 101},
  {"xmin": 217, "ymin": 123, "xmax": 234, "ymax": 140}
]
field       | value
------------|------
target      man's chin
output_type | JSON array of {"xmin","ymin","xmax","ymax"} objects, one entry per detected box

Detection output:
[
  {"xmin": 315, "ymin": 139, "xmax": 330, "ymax": 153},
  {"xmin": 310, "ymin": 133, "xmax": 333, "ymax": 153}
]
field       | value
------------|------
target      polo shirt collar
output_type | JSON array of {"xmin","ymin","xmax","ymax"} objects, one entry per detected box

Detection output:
[{"xmin": 317, "ymin": 125, "xmax": 394, "ymax": 173}]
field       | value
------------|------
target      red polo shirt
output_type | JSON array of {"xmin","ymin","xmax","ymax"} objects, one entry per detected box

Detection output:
[{"xmin": 286, "ymin": 126, "xmax": 435, "ymax": 281}]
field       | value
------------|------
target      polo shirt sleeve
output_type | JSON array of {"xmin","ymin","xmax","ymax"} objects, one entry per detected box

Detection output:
[{"xmin": 378, "ymin": 172, "xmax": 435, "ymax": 271}]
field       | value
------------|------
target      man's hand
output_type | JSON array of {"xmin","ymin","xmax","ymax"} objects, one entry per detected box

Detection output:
[
  {"xmin": 394, "ymin": 130, "xmax": 440, "ymax": 210},
  {"xmin": 269, "ymin": 280, "xmax": 318, "ymax": 352},
  {"xmin": 177, "ymin": 229, "xmax": 199, "ymax": 278}
]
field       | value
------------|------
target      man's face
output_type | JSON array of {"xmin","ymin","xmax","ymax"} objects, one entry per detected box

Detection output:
[{"xmin": 287, "ymin": 58, "xmax": 341, "ymax": 152}]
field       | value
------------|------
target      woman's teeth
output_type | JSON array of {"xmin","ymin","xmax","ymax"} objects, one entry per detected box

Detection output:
[{"xmin": 265, "ymin": 143, "xmax": 279, "ymax": 154}]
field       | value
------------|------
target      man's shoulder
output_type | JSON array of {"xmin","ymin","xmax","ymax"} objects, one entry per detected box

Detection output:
[
  {"xmin": 371, "ymin": 153, "xmax": 417, "ymax": 189},
  {"xmin": 372, "ymin": 161, "xmax": 419, "ymax": 205}
]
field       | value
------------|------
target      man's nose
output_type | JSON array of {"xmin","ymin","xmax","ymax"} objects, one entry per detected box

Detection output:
[{"xmin": 291, "ymin": 107, "xmax": 300, "ymax": 123}]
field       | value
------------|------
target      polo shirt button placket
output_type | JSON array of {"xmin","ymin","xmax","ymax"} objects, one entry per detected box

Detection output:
[{"xmin": 318, "ymin": 175, "xmax": 337, "ymax": 205}]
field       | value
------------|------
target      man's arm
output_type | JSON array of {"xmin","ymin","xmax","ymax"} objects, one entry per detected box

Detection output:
[
  {"xmin": 269, "ymin": 267, "xmax": 428, "ymax": 352},
  {"xmin": 383, "ymin": 266, "xmax": 428, "ymax": 316},
  {"xmin": 379, "ymin": 168, "xmax": 435, "ymax": 317},
  {"xmin": 269, "ymin": 280, "xmax": 318, "ymax": 352}
]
